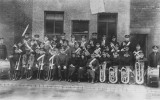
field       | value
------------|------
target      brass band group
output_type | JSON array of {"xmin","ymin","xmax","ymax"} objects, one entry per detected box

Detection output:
[{"xmin": 1, "ymin": 32, "xmax": 159, "ymax": 85}]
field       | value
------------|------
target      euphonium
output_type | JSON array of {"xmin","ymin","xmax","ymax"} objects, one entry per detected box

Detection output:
[
  {"xmin": 99, "ymin": 62, "xmax": 106, "ymax": 82},
  {"xmin": 121, "ymin": 66, "xmax": 130, "ymax": 84},
  {"xmin": 135, "ymin": 61, "xmax": 144, "ymax": 84},
  {"xmin": 109, "ymin": 66, "xmax": 118, "ymax": 83}
]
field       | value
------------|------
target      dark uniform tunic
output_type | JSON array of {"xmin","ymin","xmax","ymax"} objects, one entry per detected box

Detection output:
[
  {"xmin": 148, "ymin": 52, "xmax": 160, "ymax": 68},
  {"xmin": 0, "ymin": 44, "xmax": 7, "ymax": 59}
]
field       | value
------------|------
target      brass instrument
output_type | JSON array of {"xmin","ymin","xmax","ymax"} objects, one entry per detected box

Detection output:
[
  {"xmin": 75, "ymin": 47, "xmax": 81, "ymax": 55},
  {"xmin": 99, "ymin": 62, "xmax": 106, "ymax": 82},
  {"xmin": 37, "ymin": 54, "xmax": 45, "ymax": 80},
  {"xmin": 26, "ymin": 54, "xmax": 35, "ymax": 80},
  {"xmin": 47, "ymin": 54, "xmax": 56, "ymax": 80},
  {"xmin": 121, "ymin": 66, "xmax": 130, "ymax": 84},
  {"xmin": 89, "ymin": 58, "xmax": 96, "ymax": 70},
  {"xmin": 109, "ymin": 66, "xmax": 118, "ymax": 83},
  {"xmin": 94, "ymin": 48, "xmax": 101, "ymax": 57},
  {"xmin": 14, "ymin": 55, "xmax": 22, "ymax": 80},
  {"xmin": 135, "ymin": 60, "xmax": 144, "ymax": 84},
  {"xmin": 83, "ymin": 46, "xmax": 90, "ymax": 56}
]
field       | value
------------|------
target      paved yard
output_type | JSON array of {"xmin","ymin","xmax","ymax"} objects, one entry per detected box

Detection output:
[{"xmin": 0, "ymin": 80, "xmax": 160, "ymax": 100}]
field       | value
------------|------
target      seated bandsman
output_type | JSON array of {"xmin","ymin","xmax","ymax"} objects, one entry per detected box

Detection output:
[
  {"xmin": 88, "ymin": 39, "xmax": 95, "ymax": 50},
  {"xmin": 68, "ymin": 52, "xmax": 78, "ymax": 82},
  {"xmin": 50, "ymin": 35, "xmax": 58, "ymax": 49},
  {"xmin": 80, "ymin": 35, "xmax": 87, "ymax": 49},
  {"xmin": 121, "ymin": 46, "xmax": 134, "ymax": 70},
  {"xmin": 100, "ymin": 51, "xmax": 111, "ymax": 82},
  {"xmin": 120, "ymin": 35, "xmax": 133, "ymax": 52},
  {"xmin": 133, "ymin": 44, "xmax": 144, "ymax": 62},
  {"xmin": 148, "ymin": 45, "xmax": 160, "ymax": 69},
  {"xmin": 84, "ymin": 44, "xmax": 94, "ymax": 60},
  {"xmin": 77, "ymin": 53, "xmax": 88, "ymax": 82},
  {"xmin": 63, "ymin": 40, "xmax": 72, "ymax": 59},
  {"xmin": 56, "ymin": 47, "xmax": 68, "ymax": 81},
  {"xmin": 86, "ymin": 53, "xmax": 99, "ymax": 83}
]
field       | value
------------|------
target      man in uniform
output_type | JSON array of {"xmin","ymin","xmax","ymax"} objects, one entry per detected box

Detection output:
[
  {"xmin": 0, "ymin": 38, "xmax": 7, "ymax": 60},
  {"xmin": 120, "ymin": 35, "xmax": 133, "ymax": 52},
  {"xmin": 86, "ymin": 53, "xmax": 99, "ymax": 83},
  {"xmin": 148, "ymin": 45, "xmax": 160, "ymax": 78},
  {"xmin": 90, "ymin": 32, "xmax": 98, "ymax": 45},
  {"xmin": 56, "ymin": 47, "xmax": 68, "ymax": 81}
]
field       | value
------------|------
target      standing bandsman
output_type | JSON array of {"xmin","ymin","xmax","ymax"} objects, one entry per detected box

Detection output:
[
  {"xmin": 110, "ymin": 36, "xmax": 119, "ymax": 53},
  {"xmin": 120, "ymin": 35, "xmax": 133, "ymax": 52},
  {"xmin": 80, "ymin": 35, "xmax": 87, "ymax": 48},
  {"xmin": 69, "ymin": 35, "xmax": 77, "ymax": 48},
  {"xmin": 133, "ymin": 44, "xmax": 144, "ymax": 62},
  {"xmin": 58, "ymin": 33, "xmax": 67, "ymax": 48},
  {"xmin": 148, "ymin": 46, "xmax": 160, "ymax": 69},
  {"xmin": 50, "ymin": 35, "xmax": 58, "ymax": 49},
  {"xmin": 73, "ymin": 42, "xmax": 82, "ymax": 57},
  {"xmin": 101, "ymin": 34, "xmax": 107, "ymax": 50},
  {"xmin": 93, "ymin": 42, "xmax": 101, "ymax": 61},
  {"xmin": 86, "ymin": 53, "xmax": 100, "ymax": 83},
  {"xmin": 90, "ymin": 32, "xmax": 98, "ymax": 45},
  {"xmin": 56, "ymin": 47, "xmax": 68, "ymax": 81},
  {"xmin": 0, "ymin": 38, "xmax": 7, "ymax": 60}
]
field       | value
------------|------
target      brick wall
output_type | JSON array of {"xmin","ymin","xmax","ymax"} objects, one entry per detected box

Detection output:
[
  {"xmin": 131, "ymin": 0, "xmax": 160, "ymax": 53},
  {"xmin": 32, "ymin": 0, "xmax": 130, "ymax": 43}
]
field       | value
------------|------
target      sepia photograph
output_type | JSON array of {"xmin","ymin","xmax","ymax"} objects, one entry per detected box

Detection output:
[{"xmin": 0, "ymin": 0, "xmax": 160, "ymax": 100}]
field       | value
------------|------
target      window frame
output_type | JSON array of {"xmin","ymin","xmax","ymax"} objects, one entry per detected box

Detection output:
[{"xmin": 44, "ymin": 11, "xmax": 64, "ymax": 36}]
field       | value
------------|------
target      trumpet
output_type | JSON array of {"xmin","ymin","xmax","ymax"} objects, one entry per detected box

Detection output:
[
  {"xmin": 135, "ymin": 60, "xmax": 144, "ymax": 84},
  {"xmin": 121, "ymin": 66, "xmax": 130, "ymax": 84},
  {"xmin": 109, "ymin": 66, "xmax": 118, "ymax": 83},
  {"xmin": 99, "ymin": 62, "xmax": 106, "ymax": 82}
]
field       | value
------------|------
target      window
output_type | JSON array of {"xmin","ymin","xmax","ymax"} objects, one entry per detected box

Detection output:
[
  {"xmin": 72, "ymin": 20, "xmax": 89, "ymax": 40},
  {"xmin": 45, "ymin": 11, "xmax": 64, "ymax": 35}
]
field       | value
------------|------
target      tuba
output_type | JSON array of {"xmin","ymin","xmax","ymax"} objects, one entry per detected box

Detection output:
[
  {"xmin": 99, "ymin": 62, "xmax": 106, "ymax": 82},
  {"xmin": 121, "ymin": 66, "xmax": 130, "ymax": 84},
  {"xmin": 109, "ymin": 66, "xmax": 118, "ymax": 83},
  {"xmin": 135, "ymin": 60, "xmax": 144, "ymax": 84}
]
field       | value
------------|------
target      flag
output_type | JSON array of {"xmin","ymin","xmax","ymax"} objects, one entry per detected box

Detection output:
[{"xmin": 90, "ymin": 0, "xmax": 105, "ymax": 14}]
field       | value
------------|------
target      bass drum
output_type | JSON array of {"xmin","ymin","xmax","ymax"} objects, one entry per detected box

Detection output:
[
  {"xmin": 0, "ymin": 60, "xmax": 10, "ymax": 79},
  {"xmin": 147, "ymin": 67, "xmax": 159, "ymax": 87}
]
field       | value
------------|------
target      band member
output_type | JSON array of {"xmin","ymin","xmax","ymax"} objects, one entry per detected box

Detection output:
[
  {"xmin": 77, "ymin": 53, "xmax": 87, "ymax": 82},
  {"xmin": 73, "ymin": 42, "xmax": 82, "ymax": 57},
  {"xmin": 69, "ymin": 35, "xmax": 77, "ymax": 48},
  {"xmin": 101, "ymin": 34, "xmax": 107, "ymax": 49},
  {"xmin": 133, "ymin": 44, "xmax": 144, "ymax": 61},
  {"xmin": 88, "ymin": 39, "xmax": 95, "ymax": 50},
  {"xmin": 50, "ymin": 35, "xmax": 58, "ymax": 49},
  {"xmin": 57, "ymin": 47, "xmax": 68, "ymax": 81},
  {"xmin": 0, "ymin": 38, "xmax": 7, "ymax": 60},
  {"xmin": 10, "ymin": 42, "xmax": 23, "ymax": 80},
  {"xmin": 87, "ymin": 53, "xmax": 100, "ymax": 83},
  {"xmin": 59, "ymin": 33, "xmax": 67, "ymax": 47},
  {"xmin": 100, "ymin": 51, "xmax": 111, "ymax": 82},
  {"xmin": 84, "ymin": 44, "xmax": 94, "ymax": 59},
  {"xmin": 94, "ymin": 42, "xmax": 101, "ymax": 61},
  {"xmin": 36, "ymin": 42, "xmax": 46, "ymax": 80},
  {"xmin": 63, "ymin": 40, "xmax": 72, "ymax": 59},
  {"xmin": 68, "ymin": 52, "xmax": 78, "ymax": 82},
  {"xmin": 90, "ymin": 32, "xmax": 98, "ymax": 45},
  {"xmin": 110, "ymin": 36, "xmax": 119, "ymax": 53},
  {"xmin": 80, "ymin": 35, "xmax": 87, "ymax": 48},
  {"xmin": 120, "ymin": 35, "xmax": 133, "ymax": 52},
  {"xmin": 111, "ymin": 49, "xmax": 121, "ymax": 83},
  {"xmin": 148, "ymin": 46, "xmax": 160, "ymax": 68}
]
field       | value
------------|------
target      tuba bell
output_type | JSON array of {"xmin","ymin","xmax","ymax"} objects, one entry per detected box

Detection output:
[
  {"xmin": 121, "ymin": 66, "xmax": 130, "ymax": 84},
  {"xmin": 135, "ymin": 60, "xmax": 144, "ymax": 85},
  {"xmin": 99, "ymin": 62, "xmax": 106, "ymax": 82},
  {"xmin": 109, "ymin": 66, "xmax": 118, "ymax": 83}
]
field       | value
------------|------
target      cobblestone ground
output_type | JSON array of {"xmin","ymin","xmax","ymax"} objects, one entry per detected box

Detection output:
[{"xmin": 0, "ymin": 80, "xmax": 160, "ymax": 100}]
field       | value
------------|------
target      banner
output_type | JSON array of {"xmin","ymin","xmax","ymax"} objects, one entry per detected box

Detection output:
[{"xmin": 90, "ymin": 0, "xmax": 105, "ymax": 14}]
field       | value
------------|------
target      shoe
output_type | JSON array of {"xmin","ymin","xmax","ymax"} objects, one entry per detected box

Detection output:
[
  {"xmin": 91, "ymin": 81, "xmax": 94, "ymax": 84},
  {"xmin": 78, "ymin": 80, "xmax": 80, "ymax": 83}
]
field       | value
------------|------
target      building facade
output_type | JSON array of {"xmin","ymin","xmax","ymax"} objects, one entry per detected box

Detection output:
[{"xmin": 0, "ymin": 0, "xmax": 160, "ymax": 56}]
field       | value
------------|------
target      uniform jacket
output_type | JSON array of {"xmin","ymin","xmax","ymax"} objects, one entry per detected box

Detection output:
[{"xmin": 148, "ymin": 52, "xmax": 160, "ymax": 68}]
